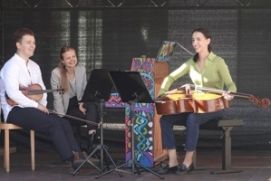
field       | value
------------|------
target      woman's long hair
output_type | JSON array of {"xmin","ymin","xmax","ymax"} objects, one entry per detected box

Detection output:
[
  {"xmin": 58, "ymin": 45, "xmax": 77, "ymax": 92},
  {"xmin": 192, "ymin": 28, "xmax": 212, "ymax": 62}
]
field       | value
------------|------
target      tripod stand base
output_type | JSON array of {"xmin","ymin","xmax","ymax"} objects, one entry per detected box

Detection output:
[
  {"xmin": 95, "ymin": 165, "xmax": 128, "ymax": 179},
  {"xmin": 133, "ymin": 161, "xmax": 164, "ymax": 179},
  {"xmin": 111, "ymin": 160, "xmax": 164, "ymax": 179},
  {"xmin": 72, "ymin": 144, "xmax": 103, "ymax": 175},
  {"xmin": 90, "ymin": 144, "xmax": 126, "ymax": 178}
]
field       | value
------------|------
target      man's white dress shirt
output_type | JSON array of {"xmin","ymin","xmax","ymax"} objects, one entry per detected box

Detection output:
[{"xmin": 0, "ymin": 53, "xmax": 47, "ymax": 121}]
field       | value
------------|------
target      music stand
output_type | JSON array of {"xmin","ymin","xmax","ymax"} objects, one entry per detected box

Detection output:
[
  {"xmin": 72, "ymin": 69, "xmax": 120, "ymax": 176},
  {"xmin": 98, "ymin": 71, "xmax": 163, "ymax": 179}
]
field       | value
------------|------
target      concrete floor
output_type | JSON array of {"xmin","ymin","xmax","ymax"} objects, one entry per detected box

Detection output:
[{"xmin": 0, "ymin": 144, "xmax": 270, "ymax": 181}]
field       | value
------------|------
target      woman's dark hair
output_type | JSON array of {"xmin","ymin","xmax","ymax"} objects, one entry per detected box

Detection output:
[{"xmin": 192, "ymin": 28, "xmax": 212, "ymax": 62}]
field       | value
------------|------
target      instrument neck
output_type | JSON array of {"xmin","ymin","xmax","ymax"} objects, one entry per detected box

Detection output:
[
  {"xmin": 187, "ymin": 85, "xmax": 252, "ymax": 99},
  {"xmin": 180, "ymin": 84, "xmax": 270, "ymax": 108}
]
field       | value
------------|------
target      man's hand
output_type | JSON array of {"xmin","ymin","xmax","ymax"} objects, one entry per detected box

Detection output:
[
  {"xmin": 37, "ymin": 103, "xmax": 49, "ymax": 114},
  {"xmin": 223, "ymin": 91, "xmax": 234, "ymax": 101},
  {"xmin": 181, "ymin": 84, "xmax": 192, "ymax": 95},
  {"xmin": 79, "ymin": 102, "xmax": 86, "ymax": 115}
]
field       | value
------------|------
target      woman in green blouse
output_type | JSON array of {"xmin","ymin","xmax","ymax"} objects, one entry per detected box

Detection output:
[{"xmin": 158, "ymin": 28, "xmax": 236, "ymax": 174}]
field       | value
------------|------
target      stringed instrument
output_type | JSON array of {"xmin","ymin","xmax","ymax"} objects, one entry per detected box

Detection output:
[
  {"xmin": 193, "ymin": 85, "xmax": 271, "ymax": 108},
  {"xmin": 155, "ymin": 89, "xmax": 229, "ymax": 115},
  {"xmin": 155, "ymin": 85, "xmax": 270, "ymax": 115},
  {"xmin": 5, "ymin": 83, "xmax": 99, "ymax": 127},
  {"xmin": 6, "ymin": 83, "xmax": 64, "ymax": 106}
]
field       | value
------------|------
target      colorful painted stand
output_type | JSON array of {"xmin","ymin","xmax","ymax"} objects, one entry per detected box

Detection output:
[{"xmin": 125, "ymin": 58, "xmax": 169, "ymax": 167}]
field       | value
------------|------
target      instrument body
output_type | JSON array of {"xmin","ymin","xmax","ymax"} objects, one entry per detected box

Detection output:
[
  {"xmin": 156, "ymin": 85, "xmax": 270, "ymax": 115},
  {"xmin": 6, "ymin": 83, "xmax": 63, "ymax": 106},
  {"xmin": 155, "ymin": 90, "xmax": 229, "ymax": 115},
  {"xmin": 20, "ymin": 83, "xmax": 44, "ymax": 102}
]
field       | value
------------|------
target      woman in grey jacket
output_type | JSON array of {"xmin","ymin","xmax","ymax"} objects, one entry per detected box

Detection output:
[{"xmin": 51, "ymin": 45, "xmax": 98, "ymax": 152}]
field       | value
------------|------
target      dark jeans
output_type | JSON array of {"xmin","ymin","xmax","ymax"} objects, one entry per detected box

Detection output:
[
  {"xmin": 7, "ymin": 107, "xmax": 79, "ymax": 161},
  {"xmin": 160, "ymin": 110, "xmax": 224, "ymax": 151}
]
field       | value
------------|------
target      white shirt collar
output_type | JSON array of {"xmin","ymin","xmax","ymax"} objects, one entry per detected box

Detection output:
[{"xmin": 14, "ymin": 53, "xmax": 30, "ymax": 66}]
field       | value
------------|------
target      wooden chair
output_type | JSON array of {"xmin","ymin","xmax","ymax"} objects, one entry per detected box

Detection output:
[
  {"xmin": 169, "ymin": 119, "xmax": 243, "ymax": 173},
  {"xmin": 0, "ymin": 123, "xmax": 35, "ymax": 172},
  {"xmin": 199, "ymin": 119, "xmax": 244, "ymax": 174}
]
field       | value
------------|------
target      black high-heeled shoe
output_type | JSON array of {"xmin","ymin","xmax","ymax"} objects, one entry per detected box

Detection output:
[
  {"xmin": 177, "ymin": 163, "xmax": 194, "ymax": 174},
  {"xmin": 157, "ymin": 164, "xmax": 179, "ymax": 175}
]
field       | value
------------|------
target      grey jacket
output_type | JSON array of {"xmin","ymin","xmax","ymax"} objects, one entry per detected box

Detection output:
[{"xmin": 50, "ymin": 65, "xmax": 87, "ymax": 115}]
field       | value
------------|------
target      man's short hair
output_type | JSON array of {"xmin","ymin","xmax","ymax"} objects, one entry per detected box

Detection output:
[{"xmin": 13, "ymin": 27, "xmax": 35, "ymax": 43}]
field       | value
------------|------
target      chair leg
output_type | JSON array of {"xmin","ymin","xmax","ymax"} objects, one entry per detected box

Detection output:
[
  {"xmin": 4, "ymin": 129, "xmax": 10, "ymax": 173},
  {"xmin": 222, "ymin": 127, "xmax": 232, "ymax": 170},
  {"xmin": 30, "ymin": 130, "xmax": 35, "ymax": 171},
  {"xmin": 211, "ymin": 126, "xmax": 242, "ymax": 174},
  {"xmin": 2, "ymin": 131, "xmax": 6, "ymax": 169},
  {"xmin": 193, "ymin": 150, "xmax": 197, "ymax": 169}
]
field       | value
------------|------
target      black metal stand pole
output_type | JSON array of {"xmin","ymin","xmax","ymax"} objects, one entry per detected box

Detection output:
[
  {"xmin": 93, "ymin": 100, "xmax": 125, "ymax": 178},
  {"xmin": 72, "ymin": 99, "xmax": 120, "ymax": 176}
]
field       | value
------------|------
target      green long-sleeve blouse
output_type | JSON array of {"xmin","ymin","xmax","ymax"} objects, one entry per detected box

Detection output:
[{"xmin": 159, "ymin": 52, "xmax": 237, "ymax": 95}]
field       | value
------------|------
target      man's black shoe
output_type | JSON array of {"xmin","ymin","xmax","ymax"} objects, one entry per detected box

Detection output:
[{"xmin": 70, "ymin": 152, "xmax": 85, "ymax": 170}]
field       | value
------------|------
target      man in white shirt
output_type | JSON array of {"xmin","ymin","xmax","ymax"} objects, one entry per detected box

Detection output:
[{"xmin": 0, "ymin": 27, "xmax": 83, "ymax": 170}]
